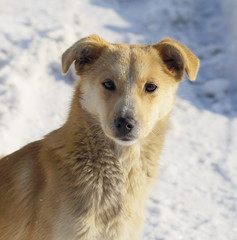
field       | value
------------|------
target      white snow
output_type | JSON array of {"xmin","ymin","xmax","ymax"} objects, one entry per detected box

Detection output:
[
  {"xmin": 202, "ymin": 79, "xmax": 229, "ymax": 98},
  {"xmin": 0, "ymin": 0, "xmax": 237, "ymax": 239}
]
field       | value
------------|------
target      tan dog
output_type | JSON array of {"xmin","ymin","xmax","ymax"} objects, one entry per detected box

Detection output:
[{"xmin": 0, "ymin": 35, "xmax": 199, "ymax": 240}]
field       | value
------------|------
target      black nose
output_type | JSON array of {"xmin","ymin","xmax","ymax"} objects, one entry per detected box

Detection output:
[{"xmin": 114, "ymin": 117, "xmax": 135, "ymax": 137}]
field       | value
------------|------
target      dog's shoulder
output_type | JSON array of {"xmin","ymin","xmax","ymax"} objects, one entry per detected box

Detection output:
[
  {"xmin": 0, "ymin": 140, "xmax": 42, "ymax": 170},
  {"xmin": 0, "ymin": 140, "xmax": 43, "ymax": 203}
]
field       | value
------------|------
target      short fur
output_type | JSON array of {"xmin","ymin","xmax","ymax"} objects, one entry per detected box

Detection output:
[{"xmin": 0, "ymin": 35, "xmax": 199, "ymax": 240}]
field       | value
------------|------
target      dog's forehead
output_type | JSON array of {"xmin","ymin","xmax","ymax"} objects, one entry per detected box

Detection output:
[
  {"xmin": 103, "ymin": 44, "xmax": 160, "ymax": 82},
  {"xmin": 109, "ymin": 43, "xmax": 151, "ymax": 61}
]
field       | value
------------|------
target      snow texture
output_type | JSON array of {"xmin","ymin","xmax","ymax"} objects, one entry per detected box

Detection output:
[{"xmin": 0, "ymin": 0, "xmax": 237, "ymax": 239}]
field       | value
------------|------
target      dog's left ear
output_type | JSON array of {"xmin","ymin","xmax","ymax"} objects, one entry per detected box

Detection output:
[
  {"xmin": 61, "ymin": 34, "xmax": 108, "ymax": 75},
  {"xmin": 152, "ymin": 38, "xmax": 199, "ymax": 81}
]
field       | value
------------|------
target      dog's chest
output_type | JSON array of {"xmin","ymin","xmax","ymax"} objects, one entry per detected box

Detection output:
[{"xmin": 64, "ymin": 145, "xmax": 152, "ymax": 240}]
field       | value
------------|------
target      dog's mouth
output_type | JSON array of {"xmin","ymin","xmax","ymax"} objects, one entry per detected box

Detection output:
[{"xmin": 104, "ymin": 129, "xmax": 138, "ymax": 146}]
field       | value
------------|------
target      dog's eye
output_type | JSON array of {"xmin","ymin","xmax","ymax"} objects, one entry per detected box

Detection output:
[
  {"xmin": 102, "ymin": 80, "xmax": 116, "ymax": 91},
  {"xmin": 145, "ymin": 83, "xmax": 158, "ymax": 93}
]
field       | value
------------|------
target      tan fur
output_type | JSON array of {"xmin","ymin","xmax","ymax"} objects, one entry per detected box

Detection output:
[{"xmin": 0, "ymin": 35, "xmax": 199, "ymax": 240}]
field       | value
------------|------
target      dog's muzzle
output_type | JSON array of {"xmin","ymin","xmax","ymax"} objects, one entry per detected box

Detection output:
[{"xmin": 113, "ymin": 116, "xmax": 138, "ymax": 142}]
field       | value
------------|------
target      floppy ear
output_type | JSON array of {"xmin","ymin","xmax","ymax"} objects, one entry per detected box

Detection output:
[
  {"xmin": 61, "ymin": 34, "xmax": 108, "ymax": 75},
  {"xmin": 152, "ymin": 38, "xmax": 199, "ymax": 81}
]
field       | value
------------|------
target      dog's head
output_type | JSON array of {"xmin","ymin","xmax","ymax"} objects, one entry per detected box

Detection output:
[{"xmin": 62, "ymin": 35, "xmax": 199, "ymax": 146}]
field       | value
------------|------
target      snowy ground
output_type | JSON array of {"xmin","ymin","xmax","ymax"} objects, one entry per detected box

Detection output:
[{"xmin": 0, "ymin": 0, "xmax": 237, "ymax": 239}]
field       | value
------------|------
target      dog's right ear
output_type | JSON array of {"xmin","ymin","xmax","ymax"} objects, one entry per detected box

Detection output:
[{"xmin": 61, "ymin": 34, "xmax": 108, "ymax": 75}]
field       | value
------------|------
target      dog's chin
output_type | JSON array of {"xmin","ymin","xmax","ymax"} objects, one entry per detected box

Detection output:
[{"xmin": 113, "ymin": 138, "xmax": 138, "ymax": 146}]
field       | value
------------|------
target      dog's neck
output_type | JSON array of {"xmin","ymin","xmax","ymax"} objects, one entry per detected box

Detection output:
[{"xmin": 64, "ymin": 95, "xmax": 168, "ymax": 177}]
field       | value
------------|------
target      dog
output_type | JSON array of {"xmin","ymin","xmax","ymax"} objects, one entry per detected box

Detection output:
[{"xmin": 0, "ymin": 35, "xmax": 199, "ymax": 240}]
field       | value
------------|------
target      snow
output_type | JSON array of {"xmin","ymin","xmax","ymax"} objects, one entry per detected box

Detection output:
[
  {"xmin": 202, "ymin": 79, "xmax": 229, "ymax": 98},
  {"xmin": 0, "ymin": 0, "xmax": 237, "ymax": 239}
]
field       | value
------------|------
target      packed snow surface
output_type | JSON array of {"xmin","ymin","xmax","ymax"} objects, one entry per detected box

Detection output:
[{"xmin": 0, "ymin": 0, "xmax": 236, "ymax": 239}]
